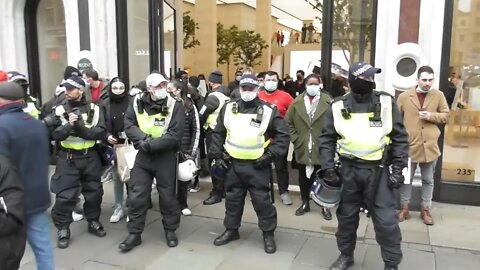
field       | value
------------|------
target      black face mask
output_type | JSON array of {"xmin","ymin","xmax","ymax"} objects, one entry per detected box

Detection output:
[
  {"xmin": 349, "ymin": 78, "xmax": 374, "ymax": 95},
  {"xmin": 297, "ymin": 75, "xmax": 303, "ymax": 81}
]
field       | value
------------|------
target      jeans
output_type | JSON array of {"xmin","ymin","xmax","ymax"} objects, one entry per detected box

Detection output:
[
  {"xmin": 400, "ymin": 160, "xmax": 437, "ymax": 208},
  {"xmin": 111, "ymin": 165, "xmax": 124, "ymax": 209},
  {"xmin": 27, "ymin": 211, "xmax": 54, "ymax": 270}
]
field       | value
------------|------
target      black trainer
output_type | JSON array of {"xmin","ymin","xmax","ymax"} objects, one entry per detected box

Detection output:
[
  {"xmin": 119, "ymin": 233, "xmax": 142, "ymax": 252},
  {"xmin": 214, "ymin": 229, "xmax": 240, "ymax": 246},
  {"xmin": 88, "ymin": 220, "xmax": 106, "ymax": 237},
  {"xmin": 295, "ymin": 200, "xmax": 311, "ymax": 216},
  {"xmin": 57, "ymin": 228, "xmax": 70, "ymax": 249},
  {"xmin": 263, "ymin": 231, "xmax": 276, "ymax": 254},
  {"xmin": 165, "ymin": 230, "xmax": 178, "ymax": 247},
  {"xmin": 203, "ymin": 195, "xmax": 222, "ymax": 205},
  {"xmin": 330, "ymin": 254, "xmax": 354, "ymax": 270}
]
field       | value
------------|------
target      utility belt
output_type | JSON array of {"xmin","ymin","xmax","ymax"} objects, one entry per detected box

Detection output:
[
  {"xmin": 339, "ymin": 155, "xmax": 382, "ymax": 166},
  {"xmin": 59, "ymin": 147, "xmax": 95, "ymax": 158},
  {"xmin": 231, "ymin": 157, "xmax": 255, "ymax": 163}
]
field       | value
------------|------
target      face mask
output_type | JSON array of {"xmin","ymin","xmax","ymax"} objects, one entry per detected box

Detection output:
[
  {"xmin": 306, "ymin": 85, "xmax": 320, "ymax": 96},
  {"xmin": 236, "ymin": 75, "xmax": 242, "ymax": 82},
  {"xmin": 240, "ymin": 90, "xmax": 257, "ymax": 102},
  {"xmin": 297, "ymin": 75, "xmax": 303, "ymax": 81},
  {"xmin": 258, "ymin": 82, "xmax": 265, "ymax": 90},
  {"xmin": 264, "ymin": 81, "xmax": 278, "ymax": 92},
  {"xmin": 349, "ymin": 78, "xmax": 374, "ymax": 95},
  {"xmin": 152, "ymin": 88, "xmax": 167, "ymax": 100}
]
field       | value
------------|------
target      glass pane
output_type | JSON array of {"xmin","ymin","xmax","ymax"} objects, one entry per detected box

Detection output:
[
  {"xmin": 37, "ymin": 0, "xmax": 67, "ymax": 102},
  {"xmin": 127, "ymin": 0, "xmax": 149, "ymax": 85},
  {"xmin": 442, "ymin": 0, "xmax": 480, "ymax": 184},
  {"xmin": 163, "ymin": 1, "xmax": 176, "ymax": 78}
]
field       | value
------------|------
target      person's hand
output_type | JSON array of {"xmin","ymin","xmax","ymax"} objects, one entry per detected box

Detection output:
[
  {"xmin": 68, "ymin": 113, "xmax": 79, "ymax": 126},
  {"xmin": 419, "ymin": 110, "xmax": 430, "ymax": 120},
  {"xmin": 324, "ymin": 168, "xmax": 340, "ymax": 186},
  {"xmin": 42, "ymin": 115, "xmax": 61, "ymax": 127},
  {"xmin": 107, "ymin": 135, "xmax": 118, "ymax": 145},
  {"xmin": 253, "ymin": 151, "xmax": 273, "ymax": 169},
  {"xmin": 388, "ymin": 166, "xmax": 405, "ymax": 189},
  {"xmin": 138, "ymin": 140, "xmax": 151, "ymax": 153}
]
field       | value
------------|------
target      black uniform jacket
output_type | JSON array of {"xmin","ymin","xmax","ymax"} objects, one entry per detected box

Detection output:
[
  {"xmin": 208, "ymin": 97, "xmax": 290, "ymax": 160},
  {"xmin": 0, "ymin": 155, "xmax": 26, "ymax": 270},
  {"xmin": 124, "ymin": 93, "xmax": 185, "ymax": 152},
  {"xmin": 51, "ymin": 98, "xmax": 107, "ymax": 143},
  {"xmin": 319, "ymin": 91, "xmax": 409, "ymax": 169}
]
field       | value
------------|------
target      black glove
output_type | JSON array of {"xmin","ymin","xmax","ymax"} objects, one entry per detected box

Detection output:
[
  {"xmin": 324, "ymin": 168, "xmax": 340, "ymax": 186},
  {"xmin": 388, "ymin": 166, "xmax": 404, "ymax": 189},
  {"xmin": 42, "ymin": 115, "xmax": 61, "ymax": 127},
  {"xmin": 213, "ymin": 159, "xmax": 229, "ymax": 170},
  {"xmin": 138, "ymin": 139, "xmax": 151, "ymax": 153},
  {"xmin": 253, "ymin": 151, "xmax": 273, "ymax": 169}
]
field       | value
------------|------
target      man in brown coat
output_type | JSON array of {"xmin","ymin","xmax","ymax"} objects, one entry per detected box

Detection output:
[{"xmin": 397, "ymin": 65, "xmax": 450, "ymax": 225}]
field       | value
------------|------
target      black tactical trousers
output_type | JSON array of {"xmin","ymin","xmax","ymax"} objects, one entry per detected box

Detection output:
[
  {"xmin": 127, "ymin": 150, "xmax": 181, "ymax": 233},
  {"xmin": 205, "ymin": 130, "xmax": 224, "ymax": 197},
  {"xmin": 336, "ymin": 161, "xmax": 402, "ymax": 267},
  {"xmin": 51, "ymin": 149, "xmax": 103, "ymax": 229},
  {"xmin": 224, "ymin": 159, "xmax": 277, "ymax": 232}
]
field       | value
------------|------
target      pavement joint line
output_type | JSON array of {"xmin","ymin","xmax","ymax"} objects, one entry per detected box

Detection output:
[{"xmin": 85, "ymin": 259, "xmax": 131, "ymax": 269}]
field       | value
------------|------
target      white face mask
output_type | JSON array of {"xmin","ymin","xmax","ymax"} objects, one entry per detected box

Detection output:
[
  {"xmin": 152, "ymin": 88, "xmax": 168, "ymax": 100},
  {"xmin": 240, "ymin": 90, "xmax": 258, "ymax": 102},
  {"xmin": 236, "ymin": 75, "xmax": 242, "ymax": 82},
  {"xmin": 306, "ymin": 84, "xmax": 321, "ymax": 96},
  {"xmin": 264, "ymin": 81, "xmax": 278, "ymax": 92}
]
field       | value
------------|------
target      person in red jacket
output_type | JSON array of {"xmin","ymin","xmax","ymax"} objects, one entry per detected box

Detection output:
[{"xmin": 258, "ymin": 71, "xmax": 294, "ymax": 205}]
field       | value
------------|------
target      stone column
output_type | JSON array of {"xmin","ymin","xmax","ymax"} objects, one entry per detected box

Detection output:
[
  {"xmin": 194, "ymin": 0, "xmax": 217, "ymax": 75},
  {"xmin": 255, "ymin": 0, "xmax": 272, "ymax": 72}
]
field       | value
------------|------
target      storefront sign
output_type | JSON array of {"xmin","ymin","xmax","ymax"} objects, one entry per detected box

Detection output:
[
  {"xmin": 442, "ymin": 162, "xmax": 476, "ymax": 182},
  {"xmin": 135, "ymin": 50, "xmax": 149, "ymax": 56},
  {"xmin": 77, "ymin": 58, "xmax": 93, "ymax": 72}
]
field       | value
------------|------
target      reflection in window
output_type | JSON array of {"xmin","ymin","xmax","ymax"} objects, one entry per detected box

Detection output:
[
  {"xmin": 37, "ymin": 0, "xmax": 67, "ymax": 102},
  {"xmin": 164, "ymin": 2, "xmax": 176, "ymax": 78},
  {"xmin": 443, "ymin": 0, "xmax": 480, "ymax": 184},
  {"xmin": 127, "ymin": 0, "xmax": 149, "ymax": 85}
]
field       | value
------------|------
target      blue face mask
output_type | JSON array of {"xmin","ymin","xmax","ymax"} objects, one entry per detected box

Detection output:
[
  {"xmin": 264, "ymin": 81, "xmax": 278, "ymax": 92},
  {"xmin": 306, "ymin": 84, "xmax": 322, "ymax": 96}
]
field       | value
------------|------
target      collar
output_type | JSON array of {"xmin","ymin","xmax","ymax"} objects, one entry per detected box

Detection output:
[{"xmin": 0, "ymin": 103, "xmax": 24, "ymax": 115}]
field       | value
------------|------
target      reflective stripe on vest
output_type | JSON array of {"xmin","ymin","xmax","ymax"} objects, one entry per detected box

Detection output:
[
  {"xmin": 133, "ymin": 94, "xmax": 176, "ymax": 138},
  {"xmin": 55, "ymin": 103, "xmax": 100, "ymax": 150},
  {"xmin": 223, "ymin": 103, "xmax": 272, "ymax": 160},
  {"xmin": 23, "ymin": 102, "xmax": 39, "ymax": 119},
  {"xmin": 332, "ymin": 94, "xmax": 392, "ymax": 161},
  {"xmin": 204, "ymin": 91, "xmax": 230, "ymax": 130}
]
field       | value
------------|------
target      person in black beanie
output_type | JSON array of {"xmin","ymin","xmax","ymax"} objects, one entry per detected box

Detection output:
[{"xmin": 100, "ymin": 77, "xmax": 131, "ymax": 223}]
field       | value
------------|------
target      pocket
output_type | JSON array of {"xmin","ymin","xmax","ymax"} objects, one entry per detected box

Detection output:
[{"xmin": 50, "ymin": 174, "xmax": 61, "ymax": 194}]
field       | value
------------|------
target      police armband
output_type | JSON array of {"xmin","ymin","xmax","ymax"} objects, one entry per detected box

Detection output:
[
  {"xmin": 255, "ymin": 106, "xmax": 264, "ymax": 123},
  {"xmin": 232, "ymin": 102, "xmax": 238, "ymax": 114},
  {"xmin": 161, "ymin": 105, "xmax": 169, "ymax": 116},
  {"xmin": 341, "ymin": 107, "xmax": 351, "ymax": 120}
]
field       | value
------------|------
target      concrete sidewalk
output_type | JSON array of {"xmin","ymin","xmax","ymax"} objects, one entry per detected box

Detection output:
[{"xmin": 19, "ymin": 179, "xmax": 480, "ymax": 270}]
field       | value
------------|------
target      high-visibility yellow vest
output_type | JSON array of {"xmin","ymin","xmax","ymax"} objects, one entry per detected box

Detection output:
[
  {"xmin": 204, "ymin": 91, "xmax": 230, "ymax": 131},
  {"xmin": 223, "ymin": 102, "xmax": 272, "ymax": 160},
  {"xmin": 332, "ymin": 93, "xmax": 392, "ymax": 161},
  {"xmin": 133, "ymin": 94, "xmax": 176, "ymax": 138},
  {"xmin": 55, "ymin": 103, "xmax": 100, "ymax": 150},
  {"xmin": 24, "ymin": 101, "xmax": 39, "ymax": 119}
]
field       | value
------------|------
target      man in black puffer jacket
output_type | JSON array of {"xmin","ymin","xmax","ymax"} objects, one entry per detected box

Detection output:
[{"xmin": 0, "ymin": 155, "xmax": 26, "ymax": 270}]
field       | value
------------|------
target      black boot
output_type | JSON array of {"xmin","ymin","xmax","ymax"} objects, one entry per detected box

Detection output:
[
  {"xmin": 322, "ymin": 208, "xmax": 332, "ymax": 220},
  {"xmin": 119, "ymin": 233, "xmax": 142, "ymax": 252},
  {"xmin": 330, "ymin": 254, "xmax": 354, "ymax": 270},
  {"xmin": 165, "ymin": 230, "xmax": 178, "ymax": 247},
  {"xmin": 203, "ymin": 194, "xmax": 222, "ymax": 205},
  {"xmin": 295, "ymin": 200, "xmax": 310, "ymax": 216},
  {"xmin": 263, "ymin": 231, "xmax": 276, "ymax": 254},
  {"xmin": 214, "ymin": 229, "xmax": 240, "ymax": 246},
  {"xmin": 57, "ymin": 228, "xmax": 70, "ymax": 249},
  {"xmin": 88, "ymin": 220, "xmax": 107, "ymax": 237}
]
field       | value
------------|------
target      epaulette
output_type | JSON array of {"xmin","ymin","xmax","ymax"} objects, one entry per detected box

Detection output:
[
  {"xmin": 330, "ymin": 93, "xmax": 348, "ymax": 104},
  {"xmin": 374, "ymin": 90, "xmax": 394, "ymax": 98}
]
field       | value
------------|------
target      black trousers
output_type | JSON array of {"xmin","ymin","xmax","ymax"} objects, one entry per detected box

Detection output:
[
  {"xmin": 297, "ymin": 164, "xmax": 321, "ymax": 201},
  {"xmin": 336, "ymin": 161, "xmax": 402, "ymax": 267},
  {"xmin": 205, "ymin": 130, "xmax": 224, "ymax": 197},
  {"xmin": 177, "ymin": 180, "xmax": 190, "ymax": 209},
  {"xmin": 224, "ymin": 160, "xmax": 277, "ymax": 232},
  {"xmin": 273, "ymin": 153, "xmax": 290, "ymax": 195},
  {"xmin": 51, "ymin": 150, "xmax": 103, "ymax": 229},
  {"xmin": 126, "ymin": 150, "xmax": 181, "ymax": 233}
]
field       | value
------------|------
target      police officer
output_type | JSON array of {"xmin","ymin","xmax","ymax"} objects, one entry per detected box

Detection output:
[
  {"xmin": 7, "ymin": 71, "xmax": 40, "ymax": 119},
  {"xmin": 319, "ymin": 62, "xmax": 409, "ymax": 270},
  {"xmin": 209, "ymin": 74, "xmax": 289, "ymax": 254},
  {"xmin": 49, "ymin": 76, "xmax": 107, "ymax": 249},
  {"xmin": 119, "ymin": 73, "xmax": 185, "ymax": 252},
  {"xmin": 199, "ymin": 70, "xmax": 231, "ymax": 205}
]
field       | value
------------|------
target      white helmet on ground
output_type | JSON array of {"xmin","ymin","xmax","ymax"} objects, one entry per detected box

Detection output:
[{"xmin": 177, "ymin": 159, "xmax": 198, "ymax": 182}]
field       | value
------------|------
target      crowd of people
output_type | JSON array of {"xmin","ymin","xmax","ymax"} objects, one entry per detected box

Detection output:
[{"xmin": 0, "ymin": 61, "xmax": 449, "ymax": 270}]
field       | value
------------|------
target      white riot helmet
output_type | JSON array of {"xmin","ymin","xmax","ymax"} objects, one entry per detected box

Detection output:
[{"xmin": 177, "ymin": 159, "xmax": 198, "ymax": 182}]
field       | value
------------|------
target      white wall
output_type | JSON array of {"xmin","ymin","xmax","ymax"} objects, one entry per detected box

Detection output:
[{"xmin": 0, "ymin": 0, "xmax": 28, "ymax": 74}]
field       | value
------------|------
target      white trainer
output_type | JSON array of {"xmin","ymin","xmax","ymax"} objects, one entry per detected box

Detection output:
[
  {"xmin": 181, "ymin": 208, "xmax": 192, "ymax": 216},
  {"xmin": 72, "ymin": 211, "xmax": 84, "ymax": 222},
  {"xmin": 110, "ymin": 207, "xmax": 125, "ymax": 223}
]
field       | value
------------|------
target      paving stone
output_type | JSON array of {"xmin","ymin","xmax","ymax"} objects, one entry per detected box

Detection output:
[
  {"xmin": 435, "ymin": 250, "xmax": 480, "ymax": 270},
  {"xmin": 74, "ymin": 260, "xmax": 131, "ymax": 270},
  {"xmin": 408, "ymin": 243, "xmax": 433, "ymax": 252},
  {"xmin": 356, "ymin": 245, "xmax": 387, "ymax": 270},
  {"xmin": 400, "ymin": 248, "xmax": 435, "ymax": 270},
  {"xmin": 289, "ymin": 262, "xmax": 329, "ymax": 270}
]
